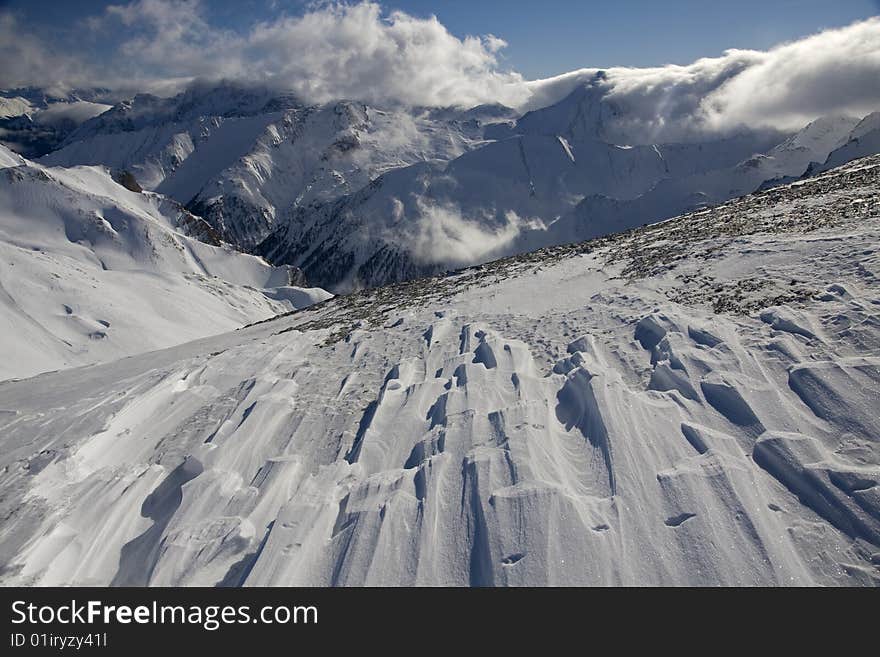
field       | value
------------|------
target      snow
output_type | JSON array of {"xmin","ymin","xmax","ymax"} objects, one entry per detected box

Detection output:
[
  {"xmin": 540, "ymin": 114, "xmax": 864, "ymax": 247},
  {"xmin": 257, "ymin": 91, "xmax": 869, "ymax": 292},
  {"xmin": 0, "ymin": 149, "xmax": 330, "ymax": 381},
  {"xmin": 35, "ymin": 83, "xmax": 880, "ymax": 294},
  {"xmin": 557, "ymin": 135, "xmax": 575, "ymax": 162},
  {"xmin": 0, "ymin": 91, "xmax": 113, "ymax": 159},
  {"xmin": 154, "ymin": 113, "xmax": 280, "ymax": 204},
  {"xmin": 41, "ymin": 88, "xmax": 502, "ymax": 249},
  {"xmin": 0, "ymin": 144, "xmax": 25, "ymax": 168},
  {"xmin": 0, "ymin": 154, "xmax": 877, "ymax": 586},
  {"xmin": 0, "ymin": 97, "xmax": 33, "ymax": 119},
  {"xmin": 820, "ymin": 112, "xmax": 880, "ymax": 173}
]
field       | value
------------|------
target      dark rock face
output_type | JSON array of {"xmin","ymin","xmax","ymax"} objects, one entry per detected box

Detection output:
[
  {"xmin": 112, "ymin": 169, "xmax": 143, "ymax": 193},
  {"xmin": 188, "ymin": 195, "xmax": 275, "ymax": 252}
]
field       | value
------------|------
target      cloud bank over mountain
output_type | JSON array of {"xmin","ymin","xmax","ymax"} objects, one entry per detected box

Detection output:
[
  {"xmin": 2, "ymin": 1, "xmax": 879, "ymax": 139},
  {"xmin": 526, "ymin": 17, "xmax": 880, "ymax": 140}
]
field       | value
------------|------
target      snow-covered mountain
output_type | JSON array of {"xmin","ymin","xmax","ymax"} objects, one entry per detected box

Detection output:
[
  {"xmin": 0, "ymin": 145, "xmax": 330, "ymax": 381},
  {"xmin": 39, "ymin": 84, "xmax": 304, "ymax": 208},
  {"xmin": 815, "ymin": 112, "xmax": 880, "ymax": 173},
  {"xmin": 257, "ymin": 88, "xmax": 866, "ymax": 292},
  {"xmin": 33, "ymin": 82, "xmax": 880, "ymax": 293},
  {"xmin": 254, "ymin": 129, "xmax": 793, "ymax": 291},
  {"xmin": 541, "ymin": 114, "xmax": 863, "ymax": 245},
  {"xmin": 42, "ymin": 82, "xmax": 514, "ymax": 249},
  {"xmin": 0, "ymin": 154, "xmax": 876, "ymax": 586},
  {"xmin": 0, "ymin": 87, "xmax": 113, "ymax": 158}
]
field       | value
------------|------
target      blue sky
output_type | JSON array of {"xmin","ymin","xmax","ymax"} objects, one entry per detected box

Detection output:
[
  {"xmin": 3, "ymin": 0, "xmax": 879, "ymax": 78},
  {"xmin": 370, "ymin": 0, "xmax": 880, "ymax": 77}
]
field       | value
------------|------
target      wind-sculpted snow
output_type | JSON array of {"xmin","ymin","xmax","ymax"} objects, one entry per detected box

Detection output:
[{"xmin": 0, "ymin": 156, "xmax": 878, "ymax": 586}]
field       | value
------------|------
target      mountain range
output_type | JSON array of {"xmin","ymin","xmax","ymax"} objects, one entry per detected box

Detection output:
[
  {"xmin": 15, "ymin": 80, "xmax": 875, "ymax": 294},
  {"xmin": 0, "ymin": 78, "xmax": 878, "ymax": 587}
]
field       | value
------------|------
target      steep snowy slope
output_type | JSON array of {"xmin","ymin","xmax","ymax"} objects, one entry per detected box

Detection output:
[
  {"xmin": 543, "ymin": 115, "xmax": 863, "ymax": 245},
  {"xmin": 489, "ymin": 81, "xmax": 790, "ymax": 177},
  {"xmin": 40, "ymin": 85, "xmax": 300, "ymax": 199},
  {"xmin": 184, "ymin": 101, "xmax": 510, "ymax": 249},
  {"xmin": 818, "ymin": 112, "xmax": 880, "ymax": 173},
  {"xmin": 0, "ymin": 97, "xmax": 33, "ymax": 119},
  {"xmin": 0, "ymin": 155, "xmax": 877, "ymax": 586},
  {"xmin": 0, "ymin": 146, "xmax": 24, "ymax": 168},
  {"xmin": 0, "ymin": 146, "xmax": 330, "ymax": 381}
]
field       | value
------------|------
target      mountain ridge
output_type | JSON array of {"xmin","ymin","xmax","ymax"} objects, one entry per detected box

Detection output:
[{"xmin": 18, "ymin": 81, "xmax": 880, "ymax": 294}]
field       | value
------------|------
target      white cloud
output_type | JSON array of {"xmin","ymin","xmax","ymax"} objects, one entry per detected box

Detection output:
[
  {"xmin": 93, "ymin": 0, "xmax": 242, "ymax": 83},
  {"xmin": 525, "ymin": 18, "xmax": 880, "ymax": 141},
  {"xmin": 80, "ymin": 0, "xmax": 529, "ymax": 107},
  {"xmin": 37, "ymin": 101, "xmax": 114, "ymax": 125},
  {"xmin": 398, "ymin": 197, "xmax": 537, "ymax": 266},
  {"xmin": 243, "ymin": 3, "xmax": 527, "ymax": 107},
  {"xmin": 698, "ymin": 19, "xmax": 880, "ymax": 130},
  {"xmin": 2, "ymin": 1, "xmax": 879, "ymax": 140}
]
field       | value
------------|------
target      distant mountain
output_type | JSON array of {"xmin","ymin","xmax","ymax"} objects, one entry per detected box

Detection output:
[
  {"xmin": 23, "ymin": 81, "xmax": 880, "ymax": 293},
  {"xmin": 0, "ymin": 145, "xmax": 330, "ymax": 380},
  {"xmin": 541, "ymin": 114, "xmax": 861, "ymax": 245},
  {"xmin": 42, "ymin": 82, "xmax": 515, "ymax": 250},
  {"xmin": 0, "ymin": 87, "xmax": 114, "ymax": 158},
  {"xmin": 813, "ymin": 111, "xmax": 880, "ymax": 173},
  {"xmin": 257, "ymin": 86, "xmax": 866, "ymax": 292}
]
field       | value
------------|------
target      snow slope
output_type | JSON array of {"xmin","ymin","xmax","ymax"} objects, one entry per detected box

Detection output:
[
  {"xmin": 0, "ymin": 155, "xmax": 877, "ymax": 586},
  {"xmin": 182, "ymin": 101, "xmax": 506, "ymax": 250},
  {"xmin": 0, "ymin": 146, "xmax": 24, "ymax": 168},
  {"xmin": 254, "ymin": 128, "xmax": 790, "ymax": 293},
  {"xmin": 0, "ymin": 146, "xmax": 330, "ymax": 381},
  {"xmin": 38, "ymin": 89, "xmax": 288, "ymax": 198},
  {"xmin": 542, "ymin": 115, "xmax": 863, "ymax": 246},
  {"xmin": 817, "ymin": 112, "xmax": 880, "ymax": 173}
]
